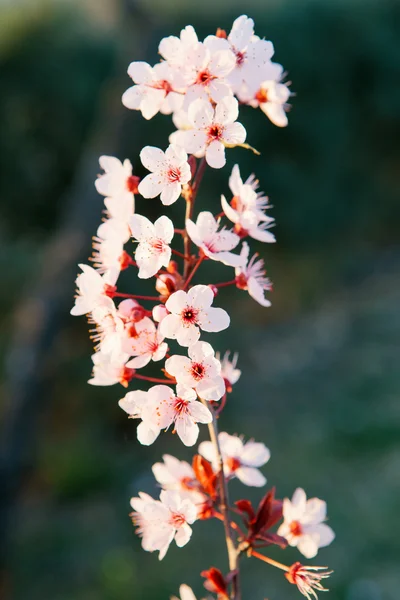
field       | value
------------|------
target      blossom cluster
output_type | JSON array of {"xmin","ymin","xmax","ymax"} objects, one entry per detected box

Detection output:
[{"xmin": 71, "ymin": 14, "xmax": 334, "ymax": 600}]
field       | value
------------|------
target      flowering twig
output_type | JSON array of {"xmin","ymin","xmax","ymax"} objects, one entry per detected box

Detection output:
[{"xmin": 70, "ymin": 14, "xmax": 335, "ymax": 600}]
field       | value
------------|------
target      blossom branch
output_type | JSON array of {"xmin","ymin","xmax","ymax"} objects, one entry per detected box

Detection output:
[{"xmin": 200, "ymin": 398, "xmax": 241, "ymax": 600}]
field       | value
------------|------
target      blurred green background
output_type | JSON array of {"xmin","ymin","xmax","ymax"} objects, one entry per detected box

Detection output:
[{"xmin": 0, "ymin": 0, "xmax": 399, "ymax": 599}]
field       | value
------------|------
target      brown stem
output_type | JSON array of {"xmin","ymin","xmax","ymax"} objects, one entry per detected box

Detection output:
[
  {"xmin": 183, "ymin": 157, "xmax": 207, "ymax": 279},
  {"xmin": 182, "ymin": 255, "xmax": 205, "ymax": 291},
  {"xmin": 213, "ymin": 279, "xmax": 237, "ymax": 289},
  {"xmin": 171, "ymin": 248, "xmax": 192, "ymax": 261},
  {"xmin": 200, "ymin": 399, "xmax": 241, "ymax": 600},
  {"xmin": 134, "ymin": 373, "xmax": 176, "ymax": 385},
  {"xmin": 250, "ymin": 550, "xmax": 289, "ymax": 572},
  {"xmin": 112, "ymin": 292, "xmax": 160, "ymax": 301}
]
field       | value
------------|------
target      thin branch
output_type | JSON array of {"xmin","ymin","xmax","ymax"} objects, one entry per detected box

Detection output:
[{"xmin": 200, "ymin": 400, "xmax": 241, "ymax": 600}]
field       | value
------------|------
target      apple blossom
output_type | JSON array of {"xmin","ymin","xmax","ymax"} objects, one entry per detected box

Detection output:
[
  {"xmin": 199, "ymin": 431, "xmax": 270, "ymax": 487},
  {"xmin": 183, "ymin": 97, "xmax": 246, "ymax": 169},
  {"xmin": 138, "ymin": 144, "xmax": 191, "ymax": 205},
  {"xmin": 235, "ymin": 242, "xmax": 273, "ymax": 307},
  {"xmin": 152, "ymin": 454, "xmax": 206, "ymax": 508},
  {"xmin": 277, "ymin": 488, "xmax": 335, "ymax": 559},
  {"xmin": 165, "ymin": 341, "xmax": 225, "ymax": 401},
  {"xmin": 186, "ymin": 211, "xmax": 244, "ymax": 267},
  {"xmin": 160, "ymin": 285, "xmax": 230, "ymax": 347},
  {"xmin": 129, "ymin": 214, "xmax": 174, "ymax": 279}
]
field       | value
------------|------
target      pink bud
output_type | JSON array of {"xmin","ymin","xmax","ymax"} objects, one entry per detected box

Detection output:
[{"xmin": 153, "ymin": 304, "xmax": 168, "ymax": 322}]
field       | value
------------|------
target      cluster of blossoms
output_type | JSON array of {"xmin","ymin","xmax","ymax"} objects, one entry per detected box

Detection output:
[{"xmin": 72, "ymin": 15, "xmax": 334, "ymax": 600}]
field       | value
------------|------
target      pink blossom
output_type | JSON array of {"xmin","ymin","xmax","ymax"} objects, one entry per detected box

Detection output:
[
  {"xmin": 277, "ymin": 488, "xmax": 335, "ymax": 559},
  {"xmin": 204, "ymin": 15, "xmax": 275, "ymax": 97},
  {"xmin": 70, "ymin": 264, "xmax": 118, "ymax": 316},
  {"xmin": 130, "ymin": 214, "xmax": 174, "ymax": 279},
  {"xmin": 235, "ymin": 242, "xmax": 273, "ymax": 307},
  {"xmin": 221, "ymin": 164, "xmax": 275, "ymax": 243},
  {"xmin": 122, "ymin": 61, "xmax": 183, "ymax": 120},
  {"xmin": 120, "ymin": 384, "xmax": 212, "ymax": 447},
  {"xmin": 89, "ymin": 351, "xmax": 134, "ymax": 388},
  {"xmin": 138, "ymin": 144, "xmax": 191, "ymax": 205},
  {"xmin": 216, "ymin": 350, "xmax": 241, "ymax": 390},
  {"xmin": 252, "ymin": 79, "xmax": 291, "ymax": 127},
  {"xmin": 160, "ymin": 285, "xmax": 230, "ymax": 347},
  {"xmin": 123, "ymin": 316, "xmax": 168, "ymax": 368},
  {"xmin": 97, "ymin": 194, "xmax": 135, "ymax": 244},
  {"xmin": 130, "ymin": 490, "xmax": 197, "ymax": 560},
  {"xmin": 165, "ymin": 341, "xmax": 225, "ymax": 401},
  {"xmin": 186, "ymin": 211, "xmax": 243, "ymax": 267},
  {"xmin": 171, "ymin": 584, "xmax": 198, "ymax": 600},
  {"xmin": 199, "ymin": 431, "xmax": 270, "ymax": 487},
  {"xmin": 95, "ymin": 155, "xmax": 137, "ymax": 201},
  {"xmin": 152, "ymin": 454, "xmax": 207, "ymax": 512},
  {"xmin": 183, "ymin": 97, "xmax": 246, "ymax": 169}
]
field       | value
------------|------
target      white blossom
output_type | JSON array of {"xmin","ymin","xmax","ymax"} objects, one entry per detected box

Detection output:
[
  {"xmin": 183, "ymin": 97, "xmax": 246, "ymax": 169},
  {"xmin": 251, "ymin": 79, "xmax": 291, "ymax": 127},
  {"xmin": 97, "ymin": 194, "xmax": 135, "ymax": 243},
  {"xmin": 277, "ymin": 488, "xmax": 335, "ymax": 559},
  {"xmin": 70, "ymin": 264, "xmax": 117, "ymax": 316},
  {"xmin": 138, "ymin": 144, "xmax": 191, "ymax": 205},
  {"xmin": 199, "ymin": 431, "xmax": 270, "ymax": 487},
  {"xmin": 122, "ymin": 61, "xmax": 184, "ymax": 120},
  {"xmin": 123, "ymin": 316, "xmax": 168, "ymax": 368},
  {"xmin": 120, "ymin": 384, "xmax": 212, "ymax": 447},
  {"xmin": 130, "ymin": 490, "xmax": 197, "ymax": 560},
  {"xmin": 221, "ymin": 164, "xmax": 275, "ymax": 242},
  {"xmin": 171, "ymin": 584, "xmax": 198, "ymax": 600},
  {"xmin": 216, "ymin": 350, "xmax": 241, "ymax": 389},
  {"xmin": 165, "ymin": 341, "xmax": 225, "ymax": 401},
  {"xmin": 160, "ymin": 285, "xmax": 230, "ymax": 347},
  {"xmin": 95, "ymin": 155, "xmax": 137, "ymax": 202},
  {"xmin": 186, "ymin": 211, "xmax": 244, "ymax": 267},
  {"xmin": 235, "ymin": 242, "xmax": 273, "ymax": 307},
  {"xmin": 130, "ymin": 214, "xmax": 174, "ymax": 279},
  {"xmin": 89, "ymin": 351, "xmax": 134, "ymax": 387}
]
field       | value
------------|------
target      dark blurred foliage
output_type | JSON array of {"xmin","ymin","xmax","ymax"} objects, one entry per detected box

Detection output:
[{"xmin": 0, "ymin": 1, "xmax": 399, "ymax": 600}]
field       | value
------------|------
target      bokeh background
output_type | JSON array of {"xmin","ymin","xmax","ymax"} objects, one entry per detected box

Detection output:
[{"xmin": 1, "ymin": 0, "xmax": 400, "ymax": 599}]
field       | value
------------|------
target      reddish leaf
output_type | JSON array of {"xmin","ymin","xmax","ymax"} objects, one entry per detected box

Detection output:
[
  {"xmin": 192, "ymin": 455, "xmax": 217, "ymax": 499},
  {"xmin": 201, "ymin": 567, "xmax": 228, "ymax": 598},
  {"xmin": 235, "ymin": 499, "xmax": 255, "ymax": 522}
]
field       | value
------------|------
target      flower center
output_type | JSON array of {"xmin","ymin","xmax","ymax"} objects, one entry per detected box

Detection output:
[
  {"xmin": 289, "ymin": 520, "xmax": 303, "ymax": 537},
  {"xmin": 181, "ymin": 306, "xmax": 198, "ymax": 325},
  {"xmin": 167, "ymin": 167, "xmax": 182, "ymax": 183},
  {"xmin": 153, "ymin": 79, "xmax": 173, "ymax": 94},
  {"xmin": 196, "ymin": 69, "xmax": 214, "ymax": 85},
  {"xmin": 255, "ymin": 88, "xmax": 269, "ymax": 104},
  {"xmin": 151, "ymin": 238, "xmax": 165, "ymax": 253},
  {"xmin": 207, "ymin": 124, "xmax": 223, "ymax": 141},
  {"xmin": 235, "ymin": 50, "xmax": 246, "ymax": 66},
  {"xmin": 170, "ymin": 512, "xmax": 186, "ymax": 527},
  {"xmin": 119, "ymin": 366, "xmax": 135, "ymax": 388},
  {"xmin": 226, "ymin": 457, "xmax": 241, "ymax": 472},
  {"xmin": 174, "ymin": 397, "xmax": 189, "ymax": 414},
  {"xmin": 191, "ymin": 362, "xmax": 205, "ymax": 381},
  {"xmin": 126, "ymin": 175, "xmax": 140, "ymax": 193},
  {"xmin": 119, "ymin": 250, "xmax": 131, "ymax": 270}
]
